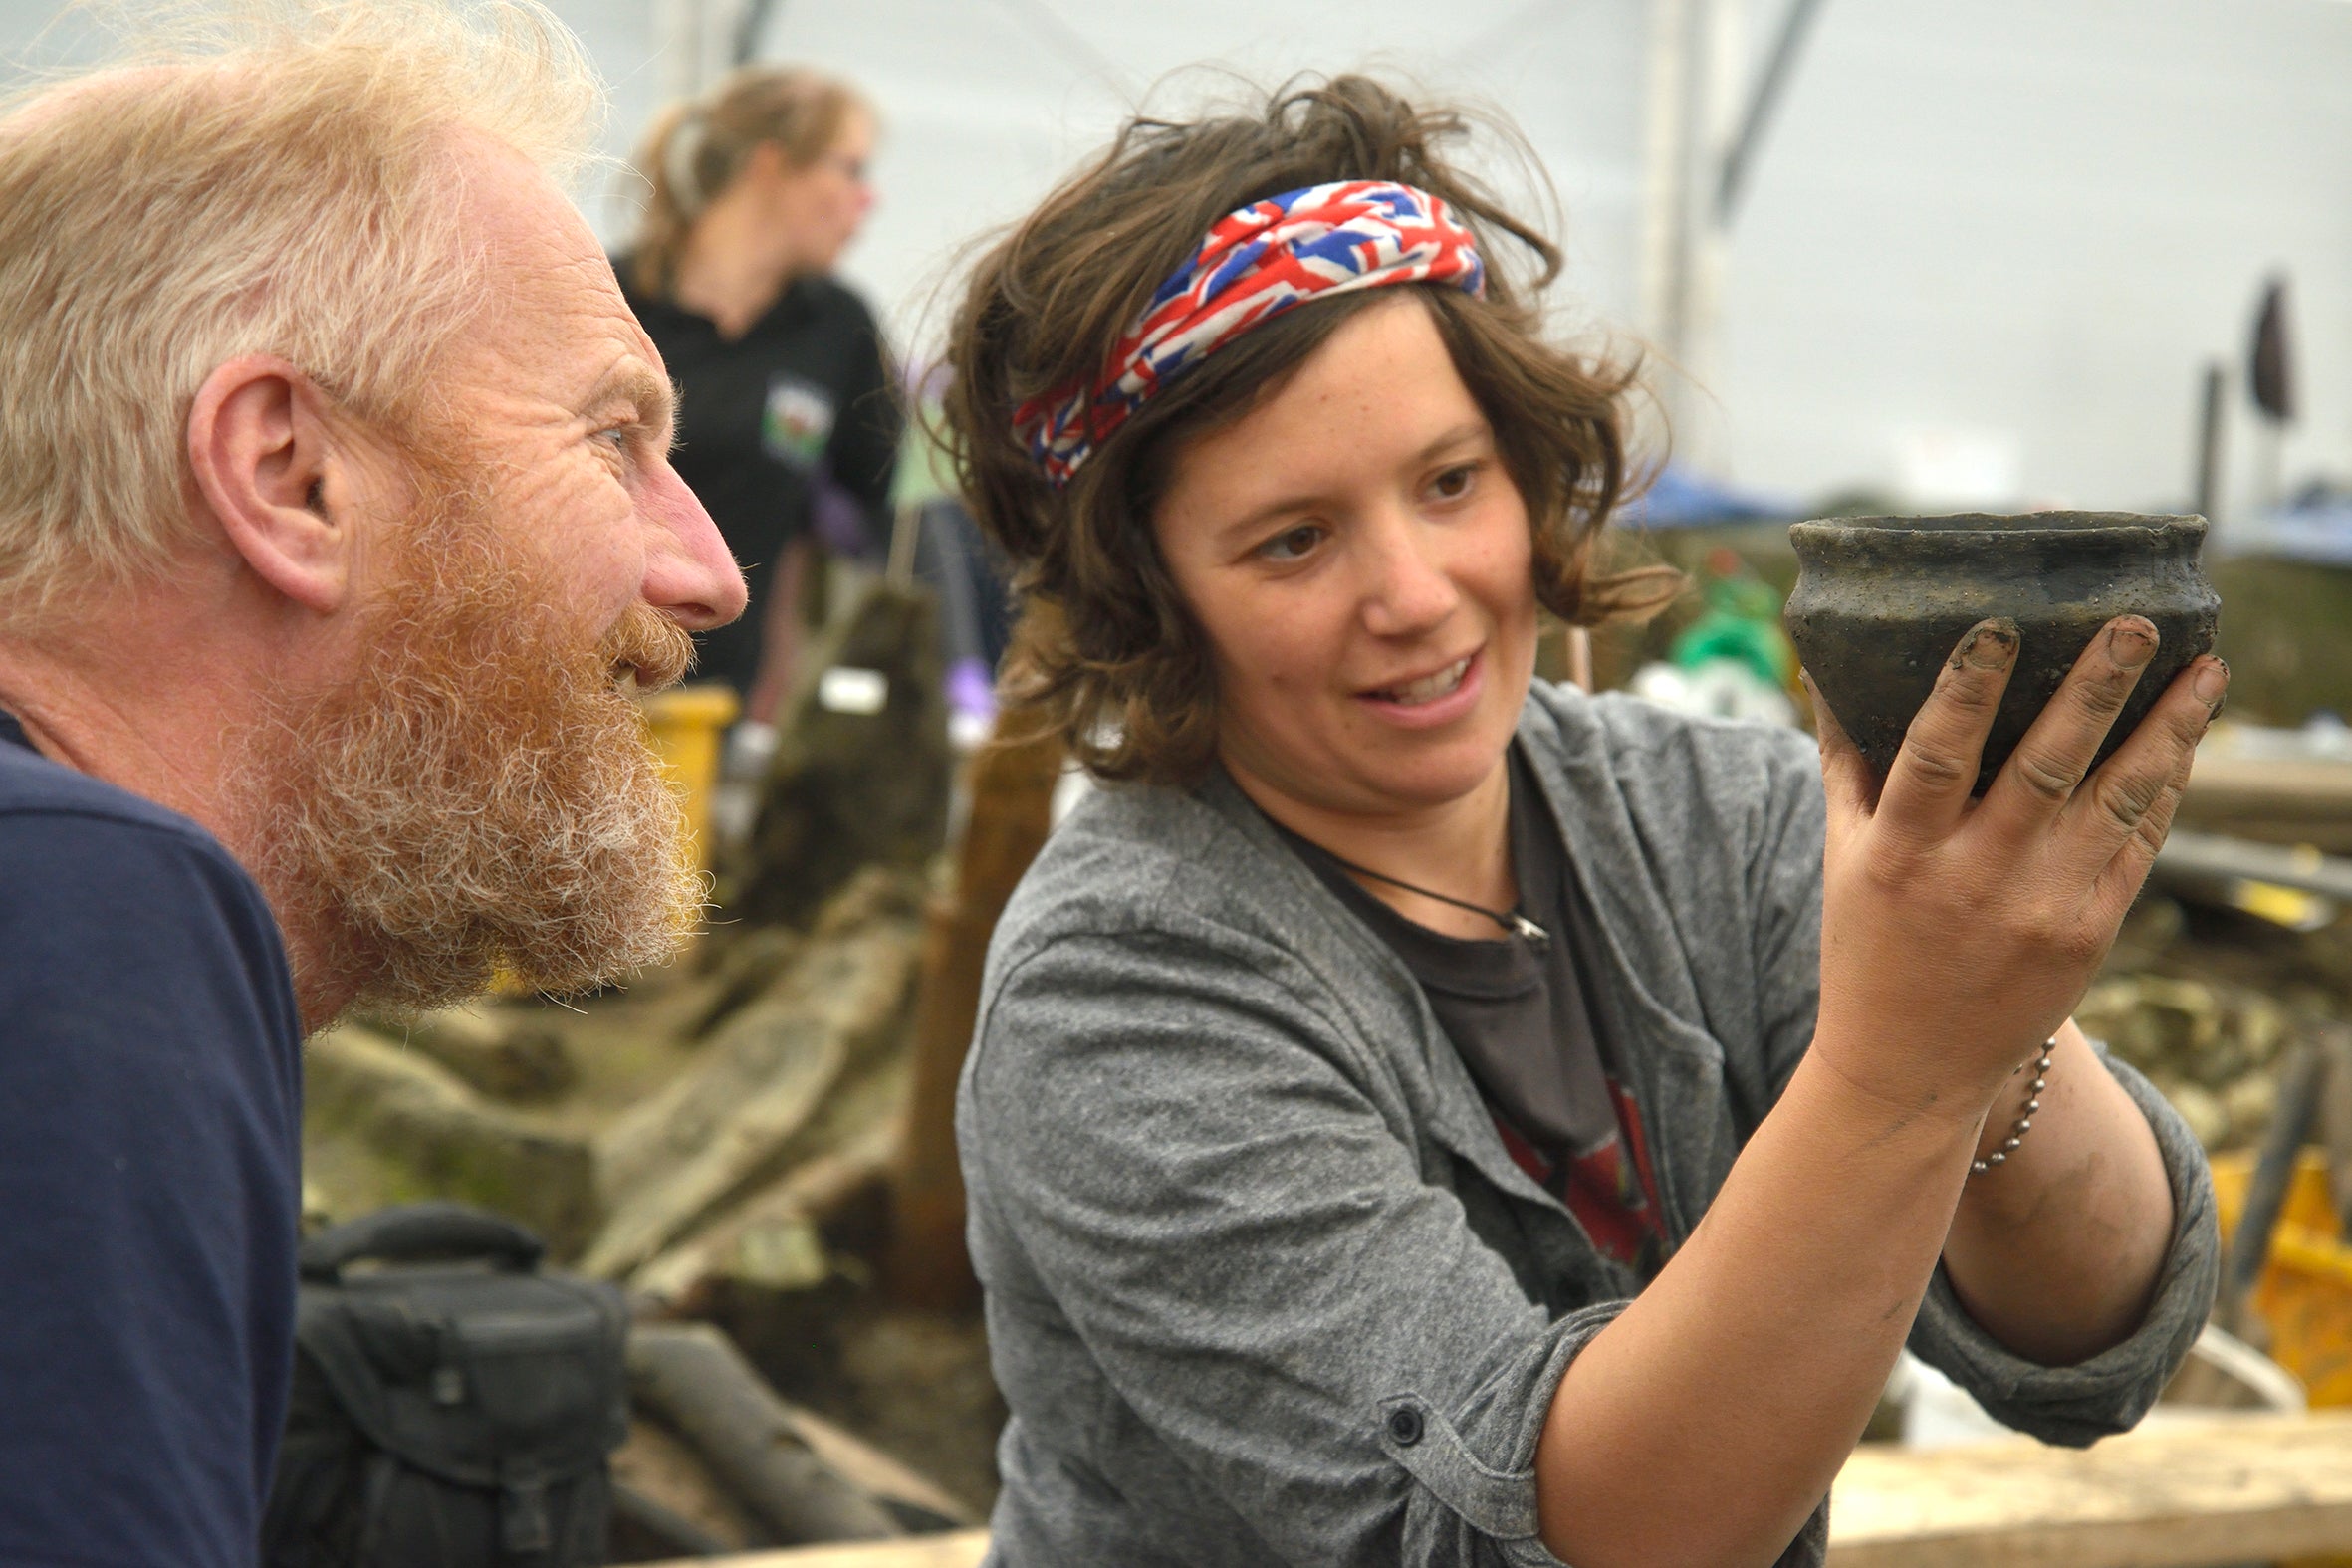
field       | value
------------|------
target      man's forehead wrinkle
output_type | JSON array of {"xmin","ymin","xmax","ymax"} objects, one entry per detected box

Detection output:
[
  {"xmin": 425, "ymin": 125, "xmax": 684, "ymax": 455},
  {"xmin": 441, "ymin": 123, "xmax": 599, "ymax": 282},
  {"xmin": 454, "ymin": 140, "xmax": 638, "ymax": 339}
]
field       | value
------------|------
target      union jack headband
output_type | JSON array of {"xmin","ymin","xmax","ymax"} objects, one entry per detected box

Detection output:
[{"xmin": 1011, "ymin": 179, "xmax": 1487, "ymax": 489}]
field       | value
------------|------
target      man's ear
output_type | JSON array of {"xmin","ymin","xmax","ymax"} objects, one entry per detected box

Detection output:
[{"xmin": 186, "ymin": 354, "xmax": 353, "ymax": 615}]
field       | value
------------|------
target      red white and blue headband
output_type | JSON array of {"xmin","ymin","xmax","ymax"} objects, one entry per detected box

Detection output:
[{"xmin": 1011, "ymin": 179, "xmax": 1487, "ymax": 488}]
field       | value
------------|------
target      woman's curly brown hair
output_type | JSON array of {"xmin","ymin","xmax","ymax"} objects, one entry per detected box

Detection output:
[{"xmin": 935, "ymin": 75, "xmax": 1677, "ymax": 784}]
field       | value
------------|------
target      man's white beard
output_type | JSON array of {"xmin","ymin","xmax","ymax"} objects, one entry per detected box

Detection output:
[{"xmin": 248, "ymin": 490, "xmax": 705, "ymax": 1018}]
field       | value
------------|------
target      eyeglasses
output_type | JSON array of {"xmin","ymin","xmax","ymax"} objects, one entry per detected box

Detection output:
[{"xmin": 816, "ymin": 151, "xmax": 869, "ymax": 187}]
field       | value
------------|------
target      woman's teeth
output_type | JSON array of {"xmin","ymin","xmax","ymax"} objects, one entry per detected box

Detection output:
[{"xmin": 1380, "ymin": 656, "xmax": 1472, "ymax": 706}]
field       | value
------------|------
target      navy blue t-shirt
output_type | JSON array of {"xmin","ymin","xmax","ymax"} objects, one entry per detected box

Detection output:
[{"xmin": 0, "ymin": 713, "xmax": 303, "ymax": 1567}]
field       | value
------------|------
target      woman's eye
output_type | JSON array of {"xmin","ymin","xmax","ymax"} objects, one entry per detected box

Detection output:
[
  {"xmin": 1257, "ymin": 524, "xmax": 1324, "ymax": 563},
  {"xmin": 1430, "ymin": 462, "xmax": 1482, "ymax": 501}
]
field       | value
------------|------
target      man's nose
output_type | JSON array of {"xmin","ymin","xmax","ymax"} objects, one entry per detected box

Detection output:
[{"xmin": 639, "ymin": 462, "xmax": 747, "ymax": 630}]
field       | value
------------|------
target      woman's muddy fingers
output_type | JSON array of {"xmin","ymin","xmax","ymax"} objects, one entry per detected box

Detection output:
[
  {"xmin": 1982, "ymin": 617, "xmax": 2160, "ymax": 824},
  {"xmin": 1878, "ymin": 618, "xmax": 2017, "ymax": 831},
  {"xmin": 2072, "ymin": 654, "xmax": 2228, "ymax": 880},
  {"xmin": 1804, "ymin": 670, "xmax": 1878, "ymax": 821}
]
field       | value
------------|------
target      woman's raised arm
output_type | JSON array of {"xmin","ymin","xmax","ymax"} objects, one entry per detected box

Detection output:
[{"xmin": 1533, "ymin": 615, "xmax": 2226, "ymax": 1568}]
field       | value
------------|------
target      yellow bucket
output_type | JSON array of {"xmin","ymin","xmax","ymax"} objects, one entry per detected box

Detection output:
[
  {"xmin": 2212, "ymin": 1150, "xmax": 2352, "ymax": 1408},
  {"xmin": 638, "ymin": 684, "xmax": 740, "ymax": 878}
]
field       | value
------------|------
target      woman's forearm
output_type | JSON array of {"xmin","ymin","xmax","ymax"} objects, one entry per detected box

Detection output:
[
  {"xmin": 1532, "ymin": 626, "xmax": 2219, "ymax": 1566},
  {"xmin": 1534, "ymin": 1034, "xmax": 1985, "ymax": 1567},
  {"xmin": 1941, "ymin": 1019, "xmax": 2173, "ymax": 1365}
]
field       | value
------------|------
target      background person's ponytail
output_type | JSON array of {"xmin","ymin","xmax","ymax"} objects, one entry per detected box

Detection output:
[{"xmin": 625, "ymin": 65, "xmax": 863, "ymax": 300}]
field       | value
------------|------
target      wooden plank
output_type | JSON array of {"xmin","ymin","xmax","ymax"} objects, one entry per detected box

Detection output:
[
  {"xmin": 639, "ymin": 1415, "xmax": 2352, "ymax": 1568},
  {"xmin": 1825, "ymin": 1412, "xmax": 2352, "ymax": 1568},
  {"xmin": 634, "ymin": 1530, "xmax": 989, "ymax": 1568},
  {"xmin": 2179, "ymin": 752, "xmax": 2352, "ymax": 854}
]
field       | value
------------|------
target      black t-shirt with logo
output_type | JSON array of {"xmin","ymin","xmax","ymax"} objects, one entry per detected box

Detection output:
[
  {"xmin": 618, "ymin": 264, "xmax": 901, "ymax": 695},
  {"xmin": 1273, "ymin": 746, "xmax": 1665, "ymax": 1271}
]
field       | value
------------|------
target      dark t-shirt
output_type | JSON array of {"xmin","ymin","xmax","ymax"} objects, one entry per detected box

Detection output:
[
  {"xmin": 618, "ymin": 265, "xmax": 901, "ymax": 696},
  {"xmin": 1276, "ymin": 747, "xmax": 1663, "ymax": 1269},
  {"xmin": 0, "ymin": 713, "xmax": 304, "ymax": 1567}
]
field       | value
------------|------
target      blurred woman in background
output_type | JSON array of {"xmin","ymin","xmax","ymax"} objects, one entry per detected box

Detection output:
[{"xmin": 620, "ymin": 66, "xmax": 900, "ymax": 742}]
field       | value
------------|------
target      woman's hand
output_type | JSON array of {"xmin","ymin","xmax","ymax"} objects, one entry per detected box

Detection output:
[
  {"xmin": 1537, "ymin": 614, "xmax": 2223, "ymax": 1565},
  {"xmin": 1807, "ymin": 615, "xmax": 2227, "ymax": 1117}
]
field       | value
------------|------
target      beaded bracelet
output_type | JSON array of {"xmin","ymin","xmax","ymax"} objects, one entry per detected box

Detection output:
[{"xmin": 1972, "ymin": 1037, "xmax": 2055, "ymax": 1174}]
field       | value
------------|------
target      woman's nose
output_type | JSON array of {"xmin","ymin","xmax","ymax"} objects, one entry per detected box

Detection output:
[{"xmin": 1358, "ymin": 511, "xmax": 1459, "ymax": 637}]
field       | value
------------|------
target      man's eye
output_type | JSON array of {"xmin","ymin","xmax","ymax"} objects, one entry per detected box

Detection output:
[{"xmin": 1257, "ymin": 524, "xmax": 1324, "ymax": 562}]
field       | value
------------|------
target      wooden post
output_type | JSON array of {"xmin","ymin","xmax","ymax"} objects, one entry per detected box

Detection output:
[
  {"xmin": 884, "ymin": 722, "xmax": 1065, "ymax": 1308},
  {"xmin": 1565, "ymin": 625, "xmax": 1595, "ymax": 693}
]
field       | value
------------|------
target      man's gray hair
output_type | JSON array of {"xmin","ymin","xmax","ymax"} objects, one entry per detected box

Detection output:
[{"xmin": 0, "ymin": 1, "xmax": 603, "ymax": 620}]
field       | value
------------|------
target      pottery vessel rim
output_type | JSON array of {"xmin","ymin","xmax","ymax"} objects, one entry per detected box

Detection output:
[{"xmin": 1791, "ymin": 510, "xmax": 2206, "ymax": 541}]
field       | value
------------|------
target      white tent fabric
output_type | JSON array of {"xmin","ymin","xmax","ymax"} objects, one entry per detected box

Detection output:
[
  {"xmin": 576, "ymin": 0, "xmax": 1655, "ymax": 348},
  {"xmin": 1, "ymin": 0, "xmax": 2346, "ymax": 521},
  {"xmin": 701, "ymin": 0, "xmax": 2352, "ymax": 522}
]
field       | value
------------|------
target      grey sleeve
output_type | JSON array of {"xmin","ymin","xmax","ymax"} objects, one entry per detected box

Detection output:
[
  {"xmin": 1907, "ymin": 1045, "xmax": 2221, "ymax": 1442},
  {"xmin": 968, "ymin": 923, "xmax": 1599, "ymax": 1568},
  {"xmin": 1745, "ymin": 729, "xmax": 1828, "ymax": 1104}
]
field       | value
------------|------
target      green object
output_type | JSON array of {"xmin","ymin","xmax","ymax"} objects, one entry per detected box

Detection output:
[
  {"xmin": 891, "ymin": 387, "xmax": 960, "ymax": 509},
  {"xmin": 1671, "ymin": 574, "xmax": 1795, "ymax": 690}
]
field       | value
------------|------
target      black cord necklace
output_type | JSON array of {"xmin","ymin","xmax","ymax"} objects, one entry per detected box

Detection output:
[{"xmin": 1314, "ymin": 847, "xmax": 1549, "ymax": 946}]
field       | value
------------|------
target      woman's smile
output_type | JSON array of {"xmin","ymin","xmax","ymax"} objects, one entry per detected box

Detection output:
[{"xmin": 1355, "ymin": 647, "xmax": 1485, "ymax": 726}]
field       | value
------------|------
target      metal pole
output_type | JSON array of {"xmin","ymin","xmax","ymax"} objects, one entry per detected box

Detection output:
[
  {"xmin": 1636, "ymin": 0, "xmax": 1693, "ymax": 358},
  {"xmin": 654, "ymin": 0, "xmax": 705, "ymax": 101},
  {"xmin": 733, "ymin": 0, "xmax": 782, "ymax": 65},
  {"xmin": 2194, "ymin": 360, "xmax": 2226, "ymax": 525},
  {"xmin": 1715, "ymin": 0, "xmax": 1828, "ymax": 227},
  {"xmin": 1680, "ymin": 0, "xmax": 1741, "ymax": 467}
]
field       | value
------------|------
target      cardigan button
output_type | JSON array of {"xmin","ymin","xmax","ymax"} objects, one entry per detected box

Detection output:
[{"xmin": 1385, "ymin": 1406, "xmax": 1424, "ymax": 1447}]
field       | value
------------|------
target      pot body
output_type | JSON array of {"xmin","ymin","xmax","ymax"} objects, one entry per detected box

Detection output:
[{"xmin": 1783, "ymin": 512, "xmax": 2220, "ymax": 793}]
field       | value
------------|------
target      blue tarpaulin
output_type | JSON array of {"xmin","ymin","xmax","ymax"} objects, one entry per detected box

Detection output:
[
  {"xmin": 1622, "ymin": 464, "xmax": 1799, "ymax": 528},
  {"xmin": 2223, "ymin": 486, "xmax": 2352, "ymax": 566}
]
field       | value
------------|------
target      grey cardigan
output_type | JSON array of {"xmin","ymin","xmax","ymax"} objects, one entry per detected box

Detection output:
[{"xmin": 958, "ymin": 684, "xmax": 2219, "ymax": 1567}]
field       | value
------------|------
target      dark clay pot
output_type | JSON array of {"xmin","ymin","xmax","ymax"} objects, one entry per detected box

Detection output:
[{"xmin": 1783, "ymin": 512, "xmax": 2220, "ymax": 793}]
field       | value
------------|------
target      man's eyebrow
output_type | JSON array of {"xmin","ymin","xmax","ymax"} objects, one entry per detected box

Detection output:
[{"xmin": 582, "ymin": 362, "xmax": 676, "ymax": 431}]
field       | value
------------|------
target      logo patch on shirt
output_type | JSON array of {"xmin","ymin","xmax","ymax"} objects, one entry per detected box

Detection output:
[{"xmin": 763, "ymin": 374, "xmax": 836, "ymax": 471}]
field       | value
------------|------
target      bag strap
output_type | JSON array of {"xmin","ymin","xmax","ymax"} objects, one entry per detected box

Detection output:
[{"xmin": 300, "ymin": 1202, "xmax": 546, "ymax": 1281}]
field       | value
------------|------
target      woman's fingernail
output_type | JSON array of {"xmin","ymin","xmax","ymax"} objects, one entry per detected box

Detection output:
[
  {"xmin": 2194, "ymin": 658, "xmax": 2230, "ymax": 706},
  {"xmin": 2107, "ymin": 620, "xmax": 2158, "ymax": 670},
  {"xmin": 1957, "ymin": 619, "xmax": 2019, "ymax": 671}
]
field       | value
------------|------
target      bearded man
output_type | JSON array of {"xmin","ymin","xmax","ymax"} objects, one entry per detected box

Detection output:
[{"xmin": 0, "ymin": 3, "xmax": 745, "ymax": 1560}]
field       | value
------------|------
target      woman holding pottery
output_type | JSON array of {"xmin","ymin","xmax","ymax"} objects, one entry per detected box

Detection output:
[
  {"xmin": 620, "ymin": 66, "xmax": 899, "ymax": 730},
  {"xmin": 942, "ymin": 77, "xmax": 2226, "ymax": 1568}
]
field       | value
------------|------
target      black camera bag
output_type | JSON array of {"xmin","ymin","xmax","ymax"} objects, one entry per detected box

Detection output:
[{"xmin": 263, "ymin": 1203, "xmax": 629, "ymax": 1566}]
